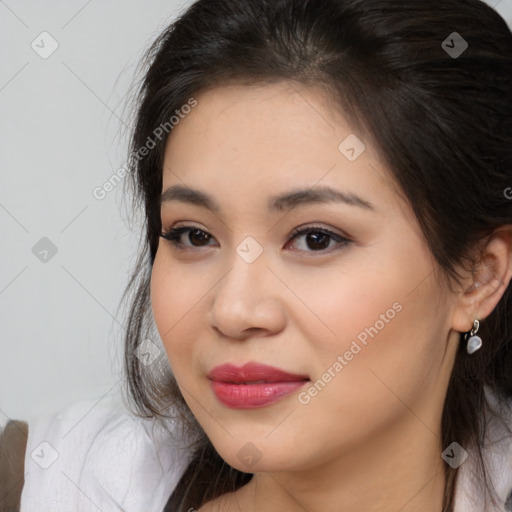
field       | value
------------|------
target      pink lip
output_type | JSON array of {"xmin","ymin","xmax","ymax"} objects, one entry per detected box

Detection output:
[{"xmin": 207, "ymin": 362, "xmax": 309, "ymax": 409}]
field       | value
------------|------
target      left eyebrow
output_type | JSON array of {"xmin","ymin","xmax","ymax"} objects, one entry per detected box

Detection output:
[
  {"xmin": 269, "ymin": 186, "xmax": 376, "ymax": 213},
  {"xmin": 159, "ymin": 184, "xmax": 376, "ymax": 213}
]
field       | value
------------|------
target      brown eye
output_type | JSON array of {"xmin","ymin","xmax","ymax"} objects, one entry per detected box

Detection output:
[
  {"xmin": 187, "ymin": 229, "xmax": 212, "ymax": 246},
  {"xmin": 159, "ymin": 226, "xmax": 216, "ymax": 248},
  {"xmin": 287, "ymin": 226, "xmax": 351, "ymax": 253}
]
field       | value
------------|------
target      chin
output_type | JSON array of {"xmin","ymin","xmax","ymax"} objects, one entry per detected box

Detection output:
[
  {"xmin": 207, "ymin": 436, "xmax": 306, "ymax": 475},
  {"xmin": 222, "ymin": 454, "xmax": 287, "ymax": 474}
]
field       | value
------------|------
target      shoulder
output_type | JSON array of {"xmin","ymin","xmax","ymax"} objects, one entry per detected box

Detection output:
[
  {"xmin": 484, "ymin": 388, "xmax": 512, "ymax": 511},
  {"xmin": 454, "ymin": 387, "xmax": 512, "ymax": 512},
  {"xmin": 20, "ymin": 393, "xmax": 192, "ymax": 512}
]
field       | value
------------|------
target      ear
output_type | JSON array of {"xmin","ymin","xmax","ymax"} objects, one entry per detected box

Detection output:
[{"xmin": 451, "ymin": 225, "xmax": 512, "ymax": 333}]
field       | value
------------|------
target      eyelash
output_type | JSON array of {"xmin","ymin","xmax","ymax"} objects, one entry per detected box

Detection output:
[{"xmin": 158, "ymin": 224, "xmax": 351, "ymax": 254}]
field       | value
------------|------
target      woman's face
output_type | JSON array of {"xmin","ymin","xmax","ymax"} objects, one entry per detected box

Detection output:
[{"xmin": 150, "ymin": 81, "xmax": 461, "ymax": 474}]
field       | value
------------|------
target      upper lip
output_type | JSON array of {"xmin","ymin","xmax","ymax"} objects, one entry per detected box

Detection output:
[{"xmin": 207, "ymin": 362, "xmax": 310, "ymax": 384}]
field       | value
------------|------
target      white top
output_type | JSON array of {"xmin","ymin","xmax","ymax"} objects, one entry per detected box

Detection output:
[
  {"xmin": 20, "ymin": 388, "xmax": 512, "ymax": 512},
  {"xmin": 20, "ymin": 391, "xmax": 193, "ymax": 512}
]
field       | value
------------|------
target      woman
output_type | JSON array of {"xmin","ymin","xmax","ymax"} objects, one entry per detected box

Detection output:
[{"xmin": 13, "ymin": 0, "xmax": 512, "ymax": 511}]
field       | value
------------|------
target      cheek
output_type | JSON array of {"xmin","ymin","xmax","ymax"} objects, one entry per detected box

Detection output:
[
  {"xmin": 285, "ymin": 284, "xmax": 433, "ymax": 454},
  {"xmin": 150, "ymin": 251, "xmax": 206, "ymax": 372},
  {"xmin": 284, "ymin": 249, "xmax": 442, "ymax": 405},
  {"xmin": 278, "ymin": 257, "xmax": 403, "ymax": 358}
]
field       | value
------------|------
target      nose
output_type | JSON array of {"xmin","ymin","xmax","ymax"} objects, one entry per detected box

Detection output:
[{"xmin": 209, "ymin": 247, "xmax": 287, "ymax": 341}]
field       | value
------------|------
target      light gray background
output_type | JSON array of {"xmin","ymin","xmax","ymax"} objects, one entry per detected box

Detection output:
[
  {"xmin": 1, "ymin": 0, "xmax": 512, "ymax": 427},
  {"xmin": 0, "ymin": 0, "xmax": 193, "ymax": 426}
]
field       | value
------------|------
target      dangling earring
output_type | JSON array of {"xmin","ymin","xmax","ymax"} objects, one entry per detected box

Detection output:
[{"xmin": 465, "ymin": 319, "xmax": 482, "ymax": 355}]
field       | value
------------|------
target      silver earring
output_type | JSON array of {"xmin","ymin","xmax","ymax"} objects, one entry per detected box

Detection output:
[{"xmin": 465, "ymin": 319, "xmax": 482, "ymax": 355}]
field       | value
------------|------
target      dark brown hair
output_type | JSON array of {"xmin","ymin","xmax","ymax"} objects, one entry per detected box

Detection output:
[{"xmin": 118, "ymin": 1, "xmax": 512, "ymax": 510}]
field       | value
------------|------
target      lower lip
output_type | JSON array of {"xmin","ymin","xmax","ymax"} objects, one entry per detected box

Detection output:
[{"xmin": 209, "ymin": 380, "xmax": 309, "ymax": 408}]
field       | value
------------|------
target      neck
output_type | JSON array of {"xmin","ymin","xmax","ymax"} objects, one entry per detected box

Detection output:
[{"xmin": 224, "ymin": 414, "xmax": 447, "ymax": 512}]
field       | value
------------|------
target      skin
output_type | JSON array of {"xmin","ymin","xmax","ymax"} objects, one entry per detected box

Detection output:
[{"xmin": 150, "ymin": 81, "xmax": 512, "ymax": 512}]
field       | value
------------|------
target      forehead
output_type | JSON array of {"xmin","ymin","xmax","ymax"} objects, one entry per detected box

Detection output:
[
  {"xmin": 164, "ymin": 81, "xmax": 355, "ymax": 162},
  {"xmin": 160, "ymin": 81, "xmax": 402, "ymax": 214}
]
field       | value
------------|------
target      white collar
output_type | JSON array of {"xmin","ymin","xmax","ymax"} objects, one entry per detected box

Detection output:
[{"xmin": 454, "ymin": 387, "xmax": 512, "ymax": 511}]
